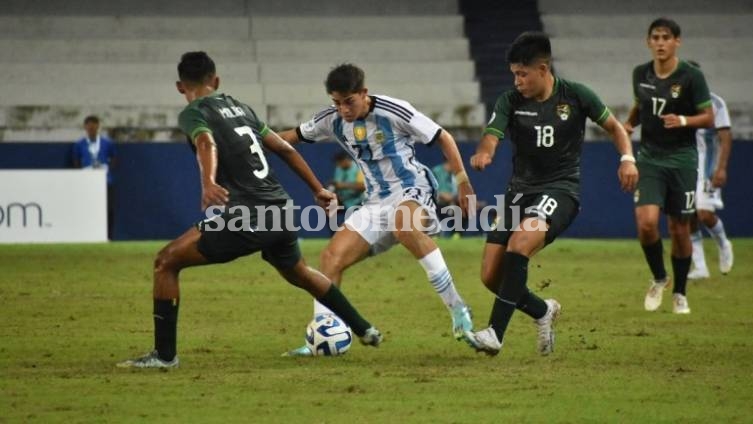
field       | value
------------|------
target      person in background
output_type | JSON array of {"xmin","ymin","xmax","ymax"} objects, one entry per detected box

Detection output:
[
  {"xmin": 431, "ymin": 161, "xmax": 460, "ymax": 238},
  {"xmin": 72, "ymin": 115, "xmax": 116, "ymax": 239},
  {"xmin": 330, "ymin": 151, "xmax": 365, "ymax": 226}
]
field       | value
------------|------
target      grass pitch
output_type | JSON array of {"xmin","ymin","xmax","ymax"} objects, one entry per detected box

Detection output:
[{"xmin": 1, "ymin": 238, "xmax": 752, "ymax": 423}]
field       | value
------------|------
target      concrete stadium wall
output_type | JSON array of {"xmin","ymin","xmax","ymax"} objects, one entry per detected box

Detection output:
[{"xmin": 1, "ymin": 141, "xmax": 751, "ymax": 240}]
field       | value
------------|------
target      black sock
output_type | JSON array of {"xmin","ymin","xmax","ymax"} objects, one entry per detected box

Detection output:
[
  {"xmin": 489, "ymin": 252, "xmax": 529, "ymax": 341},
  {"xmin": 517, "ymin": 290, "xmax": 548, "ymax": 320},
  {"xmin": 672, "ymin": 256, "xmax": 691, "ymax": 295},
  {"xmin": 154, "ymin": 298, "xmax": 179, "ymax": 361},
  {"xmin": 317, "ymin": 285, "xmax": 371, "ymax": 337},
  {"xmin": 641, "ymin": 239, "xmax": 667, "ymax": 281}
]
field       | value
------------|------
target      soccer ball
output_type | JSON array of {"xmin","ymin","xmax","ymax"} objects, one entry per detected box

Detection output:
[{"xmin": 305, "ymin": 314, "xmax": 352, "ymax": 356}]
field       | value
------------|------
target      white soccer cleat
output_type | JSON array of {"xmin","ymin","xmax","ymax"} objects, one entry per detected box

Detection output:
[
  {"xmin": 536, "ymin": 299, "xmax": 561, "ymax": 356},
  {"xmin": 116, "ymin": 350, "xmax": 179, "ymax": 369},
  {"xmin": 719, "ymin": 240, "xmax": 734, "ymax": 274},
  {"xmin": 644, "ymin": 278, "xmax": 669, "ymax": 311},
  {"xmin": 687, "ymin": 268, "xmax": 710, "ymax": 280},
  {"xmin": 469, "ymin": 327, "xmax": 503, "ymax": 357},
  {"xmin": 359, "ymin": 327, "xmax": 383, "ymax": 347},
  {"xmin": 672, "ymin": 293, "xmax": 691, "ymax": 314}
]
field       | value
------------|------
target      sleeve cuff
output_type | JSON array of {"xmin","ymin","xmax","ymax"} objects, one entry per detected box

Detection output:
[
  {"xmin": 696, "ymin": 100, "xmax": 712, "ymax": 110},
  {"xmin": 259, "ymin": 124, "xmax": 270, "ymax": 137},
  {"xmin": 483, "ymin": 127, "xmax": 505, "ymax": 139},
  {"xmin": 190, "ymin": 126, "xmax": 212, "ymax": 141},
  {"xmin": 596, "ymin": 107, "xmax": 611, "ymax": 125},
  {"xmin": 426, "ymin": 128, "xmax": 442, "ymax": 146},
  {"xmin": 296, "ymin": 126, "xmax": 316, "ymax": 144}
]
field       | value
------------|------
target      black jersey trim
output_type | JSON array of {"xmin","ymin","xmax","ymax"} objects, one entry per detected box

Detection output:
[
  {"xmin": 296, "ymin": 126, "xmax": 316, "ymax": 144},
  {"xmin": 426, "ymin": 128, "xmax": 442, "ymax": 146}
]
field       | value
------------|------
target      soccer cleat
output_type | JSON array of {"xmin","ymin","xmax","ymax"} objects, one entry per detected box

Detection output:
[
  {"xmin": 719, "ymin": 240, "xmax": 734, "ymax": 274},
  {"xmin": 281, "ymin": 345, "xmax": 313, "ymax": 357},
  {"xmin": 644, "ymin": 278, "xmax": 669, "ymax": 311},
  {"xmin": 672, "ymin": 293, "xmax": 691, "ymax": 314},
  {"xmin": 535, "ymin": 299, "xmax": 561, "ymax": 356},
  {"xmin": 687, "ymin": 267, "xmax": 710, "ymax": 280},
  {"xmin": 450, "ymin": 303, "xmax": 474, "ymax": 341},
  {"xmin": 116, "ymin": 350, "xmax": 179, "ymax": 369},
  {"xmin": 469, "ymin": 327, "xmax": 503, "ymax": 356},
  {"xmin": 359, "ymin": 327, "xmax": 383, "ymax": 347}
]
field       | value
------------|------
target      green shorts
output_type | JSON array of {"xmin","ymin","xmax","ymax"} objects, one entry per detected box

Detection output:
[
  {"xmin": 487, "ymin": 190, "xmax": 580, "ymax": 246},
  {"xmin": 634, "ymin": 161, "xmax": 697, "ymax": 217},
  {"xmin": 195, "ymin": 207, "xmax": 301, "ymax": 270}
]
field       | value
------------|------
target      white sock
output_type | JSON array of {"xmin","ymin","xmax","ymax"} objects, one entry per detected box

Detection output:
[
  {"xmin": 704, "ymin": 219, "xmax": 729, "ymax": 249},
  {"xmin": 313, "ymin": 299, "xmax": 334, "ymax": 317},
  {"xmin": 690, "ymin": 230, "xmax": 708, "ymax": 271},
  {"xmin": 418, "ymin": 249, "xmax": 464, "ymax": 309}
]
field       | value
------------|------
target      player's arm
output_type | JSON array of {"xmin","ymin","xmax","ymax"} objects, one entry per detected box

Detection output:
[
  {"xmin": 261, "ymin": 130, "xmax": 336, "ymax": 208},
  {"xmin": 472, "ymin": 93, "xmax": 510, "ymax": 171},
  {"xmin": 276, "ymin": 129, "xmax": 301, "ymax": 146},
  {"xmin": 194, "ymin": 132, "xmax": 230, "ymax": 210},
  {"xmin": 470, "ymin": 133, "xmax": 500, "ymax": 171},
  {"xmin": 660, "ymin": 106, "xmax": 713, "ymax": 129},
  {"xmin": 624, "ymin": 103, "xmax": 640, "ymax": 135},
  {"xmin": 600, "ymin": 115, "xmax": 639, "ymax": 192},
  {"xmin": 712, "ymin": 127, "xmax": 733, "ymax": 188},
  {"xmin": 436, "ymin": 129, "xmax": 475, "ymax": 215}
]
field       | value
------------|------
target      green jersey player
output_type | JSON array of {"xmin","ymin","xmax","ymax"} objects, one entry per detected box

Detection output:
[
  {"xmin": 467, "ymin": 32, "xmax": 638, "ymax": 356},
  {"xmin": 624, "ymin": 18, "xmax": 714, "ymax": 314},
  {"xmin": 117, "ymin": 52, "xmax": 382, "ymax": 368}
]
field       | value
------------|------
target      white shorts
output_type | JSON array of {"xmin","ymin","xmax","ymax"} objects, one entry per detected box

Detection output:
[
  {"xmin": 344, "ymin": 187, "xmax": 440, "ymax": 255},
  {"xmin": 695, "ymin": 178, "xmax": 724, "ymax": 211}
]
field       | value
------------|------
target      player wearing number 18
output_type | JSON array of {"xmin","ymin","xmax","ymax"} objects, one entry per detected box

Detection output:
[
  {"xmin": 624, "ymin": 18, "xmax": 714, "ymax": 314},
  {"xmin": 116, "ymin": 52, "xmax": 382, "ymax": 368},
  {"xmin": 468, "ymin": 32, "xmax": 638, "ymax": 356}
]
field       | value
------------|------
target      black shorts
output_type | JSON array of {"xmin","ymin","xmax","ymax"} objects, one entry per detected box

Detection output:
[
  {"xmin": 487, "ymin": 190, "xmax": 580, "ymax": 246},
  {"xmin": 635, "ymin": 161, "xmax": 697, "ymax": 217},
  {"xmin": 195, "ymin": 208, "xmax": 301, "ymax": 270}
]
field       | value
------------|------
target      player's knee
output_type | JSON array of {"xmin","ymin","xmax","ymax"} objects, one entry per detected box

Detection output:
[
  {"xmin": 154, "ymin": 248, "xmax": 178, "ymax": 274},
  {"xmin": 637, "ymin": 219, "xmax": 659, "ymax": 239},
  {"xmin": 480, "ymin": 268, "xmax": 500, "ymax": 293},
  {"xmin": 319, "ymin": 246, "xmax": 344, "ymax": 275}
]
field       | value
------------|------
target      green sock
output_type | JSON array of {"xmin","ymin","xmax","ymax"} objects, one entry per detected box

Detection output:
[{"xmin": 316, "ymin": 285, "xmax": 371, "ymax": 336}]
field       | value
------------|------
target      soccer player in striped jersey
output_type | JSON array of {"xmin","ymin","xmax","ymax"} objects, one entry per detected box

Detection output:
[
  {"xmin": 279, "ymin": 63, "xmax": 477, "ymax": 356},
  {"xmin": 686, "ymin": 62, "xmax": 734, "ymax": 279}
]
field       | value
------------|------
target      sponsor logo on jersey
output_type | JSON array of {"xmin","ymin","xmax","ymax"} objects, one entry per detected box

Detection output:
[
  {"xmin": 640, "ymin": 83, "xmax": 656, "ymax": 90},
  {"xmin": 487, "ymin": 111, "xmax": 497, "ymax": 126},
  {"xmin": 514, "ymin": 110, "xmax": 538, "ymax": 116},
  {"xmin": 353, "ymin": 125, "xmax": 367, "ymax": 142},
  {"xmin": 671, "ymin": 84, "xmax": 682, "ymax": 99},
  {"xmin": 557, "ymin": 104, "xmax": 571, "ymax": 121}
]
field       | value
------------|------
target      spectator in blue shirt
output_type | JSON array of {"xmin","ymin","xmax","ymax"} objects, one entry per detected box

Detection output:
[{"xmin": 72, "ymin": 115, "xmax": 116, "ymax": 238}]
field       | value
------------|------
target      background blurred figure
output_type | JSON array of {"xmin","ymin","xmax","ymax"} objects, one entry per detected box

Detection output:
[
  {"xmin": 330, "ymin": 151, "xmax": 365, "ymax": 226},
  {"xmin": 431, "ymin": 161, "xmax": 460, "ymax": 238},
  {"xmin": 72, "ymin": 115, "xmax": 116, "ymax": 239}
]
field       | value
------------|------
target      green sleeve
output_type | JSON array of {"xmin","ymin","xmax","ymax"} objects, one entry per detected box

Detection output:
[
  {"xmin": 690, "ymin": 67, "xmax": 712, "ymax": 111},
  {"xmin": 482, "ymin": 92, "xmax": 513, "ymax": 139},
  {"xmin": 574, "ymin": 82, "xmax": 611, "ymax": 125},
  {"xmin": 246, "ymin": 106, "xmax": 271, "ymax": 137},
  {"xmin": 178, "ymin": 105, "xmax": 211, "ymax": 142},
  {"xmin": 632, "ymin": 65, "xmax": 641, "ymax": 105}
]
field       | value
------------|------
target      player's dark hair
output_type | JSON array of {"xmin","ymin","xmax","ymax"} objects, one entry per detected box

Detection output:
[
  {"xmin": 648, "ymin": 17, "xmax": 681, "ymax": 38},
  {"xmin": 686, "ymin": 59, "xmax": 701, "ymax": 68},
  {"xmin": 506, "ymin": 31, "xmax": 552, "ymax": 66},
  {"xmin": 178, "ymin": 51, "xmax": 216, "ymax": 84},
  {"xmin": 84, "ymin": 115, "xmax": 99, "ymax": 125},
  {"xmin": 325, "ymin": 64, "xmax": 365, "ymax": 94}
]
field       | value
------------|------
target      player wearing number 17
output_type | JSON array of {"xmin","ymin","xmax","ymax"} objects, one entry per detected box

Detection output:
[
  {"xmin": 624, "ymin": 18, "xmax": 714, "ymax": 314},
  {"xmin": 468, "ymin": 32, "xmax": 638, "ymax": 356},
  {"xmin": 116, "ymin": 52, "xmax": 382, "ymax": 368}
]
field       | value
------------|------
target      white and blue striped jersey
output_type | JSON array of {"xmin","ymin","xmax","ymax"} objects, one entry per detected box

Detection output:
[
  {"xmin": 297, "ymin": 94, "xmax": 441, "ymax": 200},
  {"xmin": 696, "ymin": 92, "xmax": 731, "ymax": 178}
]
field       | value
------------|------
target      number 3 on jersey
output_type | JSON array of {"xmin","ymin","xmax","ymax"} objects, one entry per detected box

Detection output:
[
  {"xmin": 234, "ymin": 126, "xmax": 269, "ymax": 179},
  {"xmin": 535, "ymin": 125, "xmax": 555, "ymax": 147}
]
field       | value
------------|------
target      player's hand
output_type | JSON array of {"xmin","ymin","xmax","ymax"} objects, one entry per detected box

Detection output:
[
  {"xmin": 660, "ymin": 114, "xmax": 683, "ymax": 129},
  {"xmin": 618, "ymin": 161, "xmax": 639, "ymax": 192},
  {"xmin": 457, "ymin": 182, "xmax": 475, "ymax": 217},
  {"xmin": 711, "ymin": 168, "xmax": 727, "ymax": 188},
  {"xmin": 315, "ymin": 188, "xmax": 339, "ymax": 215},
  {"xmin": 623, "ymin": 121, "xmax": 635, "ymax": 136},
  {"xmin": 470, "ymin": 153, "xmax": 492, "ymax": 171},
  {"xmin": 201, "ymin": 182, "xmax": 229, "ymax": 210}
]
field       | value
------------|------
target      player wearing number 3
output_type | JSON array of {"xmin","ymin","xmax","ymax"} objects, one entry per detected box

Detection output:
[
  {"xmin": 624, "ymin": 18, "xmax": 714, "ymax": 314},
  {"xmin": 467, "ymin": 32, "xmax": 638, "ymax": 356},
  {"xmin": 117, "ymin": 52, "xmax": 383, "ymax": 368}
]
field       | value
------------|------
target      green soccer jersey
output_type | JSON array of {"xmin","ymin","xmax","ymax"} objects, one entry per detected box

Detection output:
[
  {"xmin": 632, "ymin": 60, "xmax": 711, "ymax": 169},
  {"xmin": 483, "ymin": 77, "xmax": 610, "ymax": 198},
  {"xmin": 178, "ymin": 93, "xmax": 290, "ymax": 208}
]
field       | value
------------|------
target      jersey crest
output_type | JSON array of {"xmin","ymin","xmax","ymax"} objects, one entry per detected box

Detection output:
[
  {"xmin": 670, "ymin": 84, "xmax": 682, "ymax": 99},
  {"xmin": 557, "ymin": 104, "xmax": 571, "ymax": 121}
]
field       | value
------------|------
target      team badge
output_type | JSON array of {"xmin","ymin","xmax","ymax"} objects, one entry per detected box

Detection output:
[
  {"xmin": 670, "ymin": 84, "xmax": 682, "ymax": 99},
  {"xmin": 556, "ymin": 104, "xmax": 571, "ymax": 121},
  {"xmin": 353, "ymin": 125, "xmax": 367, "ymax": 142},
  {"xmin": 374, "ymin": 130, "xmax": 385, "ymax": 143}
]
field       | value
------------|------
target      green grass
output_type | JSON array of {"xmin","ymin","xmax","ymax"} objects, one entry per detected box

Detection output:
[{"xmin": 1, "ymin": 238, "xmax": 752, "ymax": 423}]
